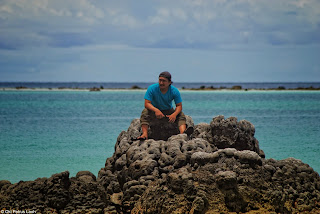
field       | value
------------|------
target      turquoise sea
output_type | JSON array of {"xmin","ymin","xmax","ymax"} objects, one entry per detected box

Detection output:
[{"xmin": 1, "ymin": 89, "xmax": 320, "ymax": 183}]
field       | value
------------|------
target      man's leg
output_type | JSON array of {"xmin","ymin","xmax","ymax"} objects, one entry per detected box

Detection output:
[
  {"xmin": 139, "ymin": 108, "xmax": 150, "ymax": 139},
  {"xmin": 179, "ymin": 124, "xmax": 186, "ymax": 134},
  {"xmin": 139, "ymin": 124, "xmax": 149, "ymax": 139},
  {"xmin": 177, "ymin": 111, "xmax": 193, "ymax": 136},
  {"xmin": 177, "ymin": 111, "xmax": 187, "ymax": 134}
]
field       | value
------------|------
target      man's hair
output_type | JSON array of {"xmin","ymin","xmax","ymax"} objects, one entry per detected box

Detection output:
[{"xmin": 159, "ymin": 71, "xmax": 171, "ymax": 82}]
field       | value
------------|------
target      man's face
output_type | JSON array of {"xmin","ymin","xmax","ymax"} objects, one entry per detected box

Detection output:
[{"xmin": 159, "ymin": 77, "xmax": 171, "ymax": 89}]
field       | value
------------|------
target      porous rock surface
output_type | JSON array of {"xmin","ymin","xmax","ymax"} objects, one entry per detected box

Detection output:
[
  {"xmin": 1, "ymin": 115, "xmax": 320, "ymax": 213},
  {"xmin": 0, "ymin": 171, "xmax": 106, "ymax": 213}
]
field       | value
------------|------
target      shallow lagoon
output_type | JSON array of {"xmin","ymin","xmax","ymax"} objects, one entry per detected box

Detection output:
[{"xmin": 1, "ymin": 90, "xmax": 319, "ymax": 183}]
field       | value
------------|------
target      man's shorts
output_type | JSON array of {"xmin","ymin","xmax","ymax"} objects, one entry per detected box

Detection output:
[{"xmin": 140, "ymin": 108, "xmax": 186, "ymax": 127}]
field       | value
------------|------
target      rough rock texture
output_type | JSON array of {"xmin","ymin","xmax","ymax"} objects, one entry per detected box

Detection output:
[
  {"xmin": 132, "ymin": 152, "xmax": 320, "ymax": 213},
  {"xmin": 1, "ymin": 115, "xmax": 320, "ymax": 213},
  {"xmin": 0, "ymin": 171, "xmax": 107, "ymax": 213}
]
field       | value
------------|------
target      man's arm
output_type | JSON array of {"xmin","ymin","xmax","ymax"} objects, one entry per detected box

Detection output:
[
  {"xmin": 145, "ymin": 99, "xmax": 165, "ymax": 119},
  {"xmin": 167, "ymin": 102, "xmax": 182, "ymax": 123}
]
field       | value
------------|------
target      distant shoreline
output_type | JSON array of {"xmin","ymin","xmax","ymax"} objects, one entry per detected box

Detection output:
[{"xmin": 1, "ymin": 85, "xmax": 320, "ymax": 92}]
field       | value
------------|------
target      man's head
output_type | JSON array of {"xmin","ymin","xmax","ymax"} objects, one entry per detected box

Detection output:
[
  {"xmin": 159, "ymin": 71, "xmax": 171, "ymax": 82},
  {"xmin": 158, "ymin": 71, "xmax": 172, "ymax": 89}
]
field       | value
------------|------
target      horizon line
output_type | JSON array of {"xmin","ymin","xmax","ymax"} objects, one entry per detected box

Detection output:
[{"xmin": 1, "ymin": 81, "xmax": 320, "ymax": 83}]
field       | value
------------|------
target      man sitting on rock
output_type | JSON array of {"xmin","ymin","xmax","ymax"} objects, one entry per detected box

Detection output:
[{"xmin": 137, "ymin": 71, "xmax": 193, "ymax": 140}]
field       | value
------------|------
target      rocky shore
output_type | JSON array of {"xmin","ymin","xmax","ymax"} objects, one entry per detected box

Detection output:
[{"xmin": 1, "ymin": 115, "xmax": 320, "ymax": 213}]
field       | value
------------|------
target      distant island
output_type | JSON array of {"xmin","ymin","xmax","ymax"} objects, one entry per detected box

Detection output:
[
  {"xmin": 182, "ymin": 85, "xmax": 320, "ymax": 91},
  {"xmin": 2, "ymin": 84, "xmax": 320, "ymax": 91}
]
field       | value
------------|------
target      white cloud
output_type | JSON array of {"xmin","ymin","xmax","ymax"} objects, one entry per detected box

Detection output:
[
  {"xmin": 0, "ymin": 4, "xmax": 13, "ymax": 14},
  {"xmin": 0, "ymin": 0, "xmax": 104, "ymax": 23},
  {"xmin": 0, "ymin": 0, "xmax": 319, "ymax": 82},
  {"xmin": 1, "ymin": 0, "xmax": 320, "ymax": 50},
  {"xmin": 149, "ymin": 7, "xmax": 188, "ymax": 25},
  {"xmin": 111, "ymin": 14, "xmax": 140, "ymax": 28},
  {"xmin": 172, "ymin": 8, "xmax": 188, "ymax": 21},
  {"xmin": 292, "ymin": 0, "xmax": 311, "ymax": 8},
  {"xmin": 149, "ymin": 8, "xmax": 171, "ymax": 24},
  {"xmin": 192, "ymin": 10, "xmax": 215, "ymax": 23}
]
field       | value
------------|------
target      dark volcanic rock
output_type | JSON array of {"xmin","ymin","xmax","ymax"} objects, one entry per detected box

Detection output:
[
  {"xmin": 1, "ymin": 115, "xmax": 320, "ymax": 213},
  {"xmin": 133, "ymin": 151, "xmax": 320, "ymax": 213},
  {"xmin": 97, "ymin": 115, "xmax": 320, "ymax": 213},
  {"xmin": 209, "ymin": 115, "xmax": 264, "ymax": 157},
  {"xmin": 0, "ymin": 171, "xmax": 107, "ymax": 213}
]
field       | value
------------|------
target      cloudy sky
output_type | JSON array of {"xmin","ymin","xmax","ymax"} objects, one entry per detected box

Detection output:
[{"xmin": 0, "ymin": 0, "xmax": 319, "ymax": 82}]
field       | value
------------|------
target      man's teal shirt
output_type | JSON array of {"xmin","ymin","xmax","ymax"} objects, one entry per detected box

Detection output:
[{"xmin": 144, "ymin": 83, "xmax": 182, "ymax": 111}]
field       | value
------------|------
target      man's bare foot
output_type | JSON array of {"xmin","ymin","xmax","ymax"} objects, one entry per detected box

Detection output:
[
  {"xmin": 137, "ymin": 135, "xmax": 147, "ymax": 140},
  {"xmin": 133, "ymin": 135, "xmax": 148, "ymax": 141}
]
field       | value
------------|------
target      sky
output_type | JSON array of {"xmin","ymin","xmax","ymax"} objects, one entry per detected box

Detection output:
[{"xmin": 0, "ymin": 0, "xmax": 319, "ymax": 82}]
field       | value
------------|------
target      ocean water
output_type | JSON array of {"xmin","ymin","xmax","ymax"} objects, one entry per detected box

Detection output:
[{"xmin": 1, "ymin": 89, "xmax": 320, "ymax": 183}]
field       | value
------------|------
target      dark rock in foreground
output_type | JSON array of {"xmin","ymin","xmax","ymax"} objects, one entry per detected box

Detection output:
[
  {"xmin": 1, "ymin": 115, "xmax": 320, "ymax": 213},
  {"xmin": 0, "ymin": 171, "xmax": 107, "ymax": 213}
]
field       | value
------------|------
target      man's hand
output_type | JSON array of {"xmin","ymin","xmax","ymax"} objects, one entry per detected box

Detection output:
[
  {"xmin": 167, "ymin": 114, "xmax": 177, "ymax": 123},
  {"xmin": 155, "ymin": 109, "xmax": 165, "ymax": 119}
]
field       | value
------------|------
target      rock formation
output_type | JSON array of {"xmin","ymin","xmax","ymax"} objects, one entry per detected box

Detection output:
[
  {"xmin": 1, "ymin": 115, "xmax": 320, "ymax": 213},
  {"xmin": 0, "ymin": 171, "xmax": 106, "ymax": 213}
]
